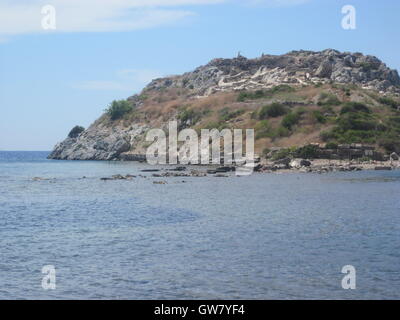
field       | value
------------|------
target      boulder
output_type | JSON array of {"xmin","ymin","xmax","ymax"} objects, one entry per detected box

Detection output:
[
  {"xmin": 315, "ymin": 59, "xmax": 333, "ymax": 78},
  {"xmin": 274, "ymin": 157, "xmax": 291, "ymax": 166},
  {"xmin": 300, "ymin": 159, "xmax": 312, "ymax": 167},
  {"xmin": 390, "ymin": 152, "xmax": 399, "ymax": 161},
  {"xmin": 375, "ymin": 166, "xmax": 392, "ymax": 171},
  {"xmin": 289, "ymin": 159, "xmax": 301, "ymax": 169},
  {"xmin": 290, "ymin": 159, "xmax": 311, "ymax": 168},
  {"xmin": 112, "ymin": 139, "xmax": 131, "ymax": 154}
]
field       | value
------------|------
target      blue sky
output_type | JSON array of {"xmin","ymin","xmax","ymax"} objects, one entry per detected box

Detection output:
[{"xmin": 1, "ymin": 0, "xmax": 399, "ymax": 150}]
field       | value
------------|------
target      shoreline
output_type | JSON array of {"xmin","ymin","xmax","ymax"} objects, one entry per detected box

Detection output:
[
  {"xmin": 73, "ymin": 159, "xmax": 400, "ymax": 182},
  {"xmin": 257, "ymin": 159, "xmax": 400, "ymax": 174}
]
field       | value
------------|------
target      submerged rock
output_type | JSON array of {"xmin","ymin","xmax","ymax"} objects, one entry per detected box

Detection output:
[
  {"xmin": 153, "ymin": 181, "xmax": 167, "ymax": 184},
  {"xmin": 375, "ymin": 166, "xmax": 392, "ymax": 170}
]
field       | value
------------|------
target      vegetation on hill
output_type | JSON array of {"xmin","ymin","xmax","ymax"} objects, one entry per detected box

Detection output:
[
  {"xmin": 106, "ymin": 100, "xmax": 134, "ymax": 120},
  {"xmin": 237, "ymin": 85, "xmax": 295, "ymax": 102},
  {"xmin": 98, "ymin": 82, "xmax": 400, "ymax": 156}
]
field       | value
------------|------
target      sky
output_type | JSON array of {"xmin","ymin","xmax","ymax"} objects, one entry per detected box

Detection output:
[{"xmin": 0, "ymin": 0, "xmax": 399, "ymax": 150}]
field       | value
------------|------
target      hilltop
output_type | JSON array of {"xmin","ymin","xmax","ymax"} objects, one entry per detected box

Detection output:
[{"xmin": 48, "ymin": 49, "xmax": 400, "ymax": 162}]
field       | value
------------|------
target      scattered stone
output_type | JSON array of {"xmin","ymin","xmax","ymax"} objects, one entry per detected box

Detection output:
[
  {"xmin": 100, "ymin": 174, "xmax": 135, "ymax": 181},
  {"xmin": 112, "ymin": 174, "xmax": 127, "ymax": 180},
  {"xmin": 190, "ymin": 170, "xmax": 207, "ymax": 177},
  {"xmin": 274, "ymin": 157, "xmax": 291, "ymax": 166},
  {"xmin": 216, "ymin": 166, "xmax": 235, "ymax": 173},
  {"xmin": 375, "ymin": 166, "xmax": 392, "ymax": 171},
  {"xmin": 300, "ymin": 159, "xmax": 312, "ymax": 167},
  {"xmin": 153, "ymin": 181, "xmax": 167, "ymax": 184},
  {"xmin": 32, "ymin": 177, "xmax": 51, "ymax": 181},
  {"xmin": 168, "ymin": 166, "xmax": 187, "ymax": 172}
]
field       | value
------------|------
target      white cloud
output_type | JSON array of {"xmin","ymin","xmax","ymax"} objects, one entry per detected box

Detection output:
[
  {"xmin": 0, "ymin": 0, "xmax": 224, "ymax": 36},
  {"xmin": 237, "ymin": 0, "xmax": 311, "ymax": 7},
  {"xmin": 73, "ymin": 69, "xmax": 163, "ymax": 92},
  {"xmin": 0, "ymin": 0, "xmax": 310, "ymax": 37}
]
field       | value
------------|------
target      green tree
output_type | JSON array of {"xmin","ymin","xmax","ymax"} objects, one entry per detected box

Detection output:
[
  {"xmin": 106, "ymin": 100, "xmax": 133, "ymax": 120},
  {"xmin": 258, "ymin": 103, "xmax": 287, "ymax": 119}
]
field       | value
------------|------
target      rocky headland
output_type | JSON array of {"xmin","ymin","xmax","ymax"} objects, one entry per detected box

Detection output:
[{"xmin": 48, "ymin": 49, "xmax": 400, "ymax": 171}]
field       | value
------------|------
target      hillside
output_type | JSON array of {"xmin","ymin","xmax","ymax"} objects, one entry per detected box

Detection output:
[{"xmin": 48, "ymin": 49, "xmax": 400, "ymax": 161}]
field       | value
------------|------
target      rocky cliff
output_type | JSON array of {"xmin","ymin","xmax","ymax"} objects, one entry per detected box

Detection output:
[
  {"xmin": 48, "ymin": 49, "xmax": 400, "ymax": 161},
  {"xmin": 145, "ymin": 49, "xmax": 400, "ymax": 95}
]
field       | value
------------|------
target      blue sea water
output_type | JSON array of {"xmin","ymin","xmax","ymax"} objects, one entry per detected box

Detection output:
[{"xmin": 0, "ymin": 151, "xmax": 399, "ymax": 299}]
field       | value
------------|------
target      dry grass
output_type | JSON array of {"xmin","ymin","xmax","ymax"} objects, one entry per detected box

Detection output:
[{"xmin": 110, "ymin": 83, "xmax": 400, "ymax": 154}]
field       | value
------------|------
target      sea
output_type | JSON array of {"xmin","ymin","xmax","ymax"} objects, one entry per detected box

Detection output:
[{"xmin": 0, "ymin": 151, "xmax": 399, "ymax": 299}]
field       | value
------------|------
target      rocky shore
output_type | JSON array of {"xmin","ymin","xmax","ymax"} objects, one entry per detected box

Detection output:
[
  {"xmin": 257, "ymin": 158, "xmax": 399, "ymax": 174},
  {"xmin": 31, "ymin": 159, "xmax": 399, "ymax": 186},
  {"xmin": 88, "ymin": 159, "xmax": 400, "ymax": 182}
]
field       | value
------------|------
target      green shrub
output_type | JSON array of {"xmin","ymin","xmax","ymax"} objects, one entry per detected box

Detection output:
[
  {"xmin": 258, "ymin": 103, "xmax": 288, "ymax": 119},
  {"xmin": 282, "ymin": 112, "xmax": 300, "ymax": 129},
  {"xmin": 255, "ymin": 120, "xmax": 270, "ymax": 139},
  {"xmin": 202, "ymin": 121, "xmax": 228, "ymax": 131},
  {"xmin": 68, "ymin": 125, "xmax": 85, "ymax": 138},
  {"xmin": 237, "ymin": 85, "xmax": 294, "ymax": 102},
  {"xmin": 317, "ymin": 92, "xmax": 341, "ymax": 106},
  {"xmin": 378, "ymin": 96, "xmax": 399, "ymax": 109},
  {"xmin": 295, "ymin": 144, "xmax": 319, "ymax": 159},
  {"xmin": 325, "ymin": 142, "xmax": 338, "ymax": 149},
  {"xmin": 296, "ymin": 107, "xmax": 307, "ymax": 115},
  {"xmin": 359, "ymin": 156, "xmax": 372, "ymax": 162},
  {"xmin": 177, "ymin": 108, "xmax": 202, "ymax": 125},
  {"xmin": 340, "ymin": 102, "xmax": 371, "ymax": 114},
  {"xmin": 312, "ymin": 110, "xmax": 326, "ymax": 123},
  {"xmin": 267, "ymin": 126, "xmax": 291, "ymax": 140},
  {"xmin": 271, "ymin": 147, "xmax": 296, "ymax": 160},
  {"xmin": 337, "ymin": 113, "xmax": 377, "ymax": 131},
  {"xmin": 219, "ymin": 108, "xmax": 245, "ymax": 121},
  {"xmin": 378, "ymin": 133, "xmax": 400, "ymax": 153},
  {"xmin": 238, "ymin": 90, "xmax": 266, "ymax": 102},
  {"xmin": 388, "ymin": 116, "xmax": 400, "ymax": 127},
  {"xmin": 334, "ymin": 129, "xmax": 376, "ymax": 144},
  {"xmin": 106, "ymin": 100, "xmax": 133, "ymax": 120},
  {"xmin": 320, "ymin": 130, "xmax": 337, "ymax": 142}
]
